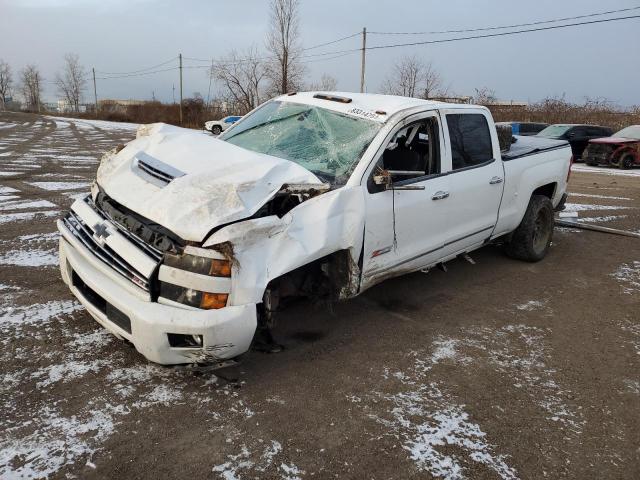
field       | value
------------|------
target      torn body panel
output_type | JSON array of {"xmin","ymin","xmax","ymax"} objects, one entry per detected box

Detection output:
[{"xmin": 203, "ymin": 186, "xmax": 366, "ymax": 306}]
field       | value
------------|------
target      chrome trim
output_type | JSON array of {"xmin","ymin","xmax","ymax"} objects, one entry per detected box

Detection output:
[
  {"xmin": 63, "ymin": 210, "xmax": 152, "ymax": 291},
  {"xmin": 133, "ymin": 151, "xmax": 185, "ymax": 185}
]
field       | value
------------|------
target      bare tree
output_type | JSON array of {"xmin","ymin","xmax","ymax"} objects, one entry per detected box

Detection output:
[
  {"xmin": 213, "ymin": 47, "xmax": 266, "ymax": 114},
  {"xmin": 21, "ymin": 64, "xmax": 42, "ymax": 112},
  {"xmin": 308, "ymin": 73, "xmax": 337, "ymax": 91},
  {"xmin": 472, "ymin": 87, "xmax": 497, "ymax": 105},
  {"xmin": 55, "ymin": 53, "xmax": 87, "ymax": 112},
  {"xmin": 380, "ymin": 56, "xmax": 444, "ymax": 99},
  {"xmin": 0, "ymin": 60, "xmax": 12, "ymax": 111},
  {"xmin": 265, "ymin": 0, "xmax": 305, "ymax": 95}
]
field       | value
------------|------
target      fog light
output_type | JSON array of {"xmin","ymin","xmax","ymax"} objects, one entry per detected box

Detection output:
[{"xmin": 167, "ymin": 333, "xmax": 203, "ymax": 348}]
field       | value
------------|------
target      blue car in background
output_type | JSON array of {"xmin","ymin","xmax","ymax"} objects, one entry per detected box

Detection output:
[
  {"xmin": 204, "ymin": 115, "xmax": 242, "ymax": 135},
  {"xmin": 496, "ymin": 122, "xmax": 549, "ymax": 136}
]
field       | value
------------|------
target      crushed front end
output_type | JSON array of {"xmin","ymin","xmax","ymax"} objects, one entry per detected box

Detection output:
[{"xmin": 57, "ymin": 192, "xmax": 256, "ymax": 365}]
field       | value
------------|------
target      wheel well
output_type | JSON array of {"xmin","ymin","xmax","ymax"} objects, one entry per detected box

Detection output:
[
  {"xmin": 532, "ymin": 183, "xmax": 556, "ymax": 200},
  {"xmin": 262, "ymin": 249, "xmax": 360, "ymax": 317}
]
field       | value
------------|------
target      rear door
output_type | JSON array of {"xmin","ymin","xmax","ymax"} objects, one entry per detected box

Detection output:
[{"xmin": 438, "ymin": 110, "xmax": 504, "ymax": 256}]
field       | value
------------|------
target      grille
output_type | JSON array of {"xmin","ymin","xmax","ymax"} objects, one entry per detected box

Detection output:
[
  {"xmin": 63, "ymin": 207, "xmax": 157, "ymax": 292},
  {"xmin": 584, "ymin": 144, "xmax": 613, "ymax": 162}
]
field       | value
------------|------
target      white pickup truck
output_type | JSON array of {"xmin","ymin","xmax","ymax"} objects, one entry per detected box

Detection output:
[{"xmin": 58, "ymin": 92, "xmax": 571, "ymax": 366}]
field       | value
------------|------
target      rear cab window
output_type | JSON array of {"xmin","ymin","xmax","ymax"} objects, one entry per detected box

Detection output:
[{"xmin": 446, "ymin": 113, "xmax": 494, "ymax": 170}]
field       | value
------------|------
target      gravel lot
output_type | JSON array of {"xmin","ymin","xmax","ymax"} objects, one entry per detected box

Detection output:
[{"xmin": 0, "ymin": 111, "xmax": 638, "ymax": 480}]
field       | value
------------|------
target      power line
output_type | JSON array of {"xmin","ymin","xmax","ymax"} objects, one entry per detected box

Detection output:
[
  {"xmin": 182, "ymin": 31, "xmax": 360, "ymax": 65},
  {"xmin": 302, "ymin": 31, "xmax": 361, "ymax": 51},
  {"xmin": 95, "ymin": 57, "xmax": 177, "ymax": 76},
  {"xmin": 368, "ymin": 5, "xmax": 640, "ymax": 35},
  {"xmin": 364, "ymin": 14, "xmax": 640, "ymax": 51},
  {"xmin": 95, "ymin": 66, "xmax": 178, "ymax": 80}
]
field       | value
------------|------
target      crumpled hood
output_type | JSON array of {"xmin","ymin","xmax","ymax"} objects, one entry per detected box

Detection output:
[{"xmin": 97, "ymin": 123, "xmax": 322, "ymax": 242}]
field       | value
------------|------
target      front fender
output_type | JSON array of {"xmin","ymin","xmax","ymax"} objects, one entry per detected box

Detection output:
[{"xmin": 203, "ymin": 187, "xmax": 366, "ymax": 305}]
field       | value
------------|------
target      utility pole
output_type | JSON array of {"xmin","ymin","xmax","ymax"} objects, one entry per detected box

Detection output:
[
  {"xmin": 360, "ymin": 27, "xmax": 367, "ymax": 93},
  {"xmin": 172, "ymin": 84, "xmax": 176, "ymax": 104},
  {"xmin": 179, "ymin": 53, "xmax": 183, "ymax": 126},
  {"xmin": 92, "ymin": 67, "xmax": 98, "ymax": 118},
  {"xmin": 206, "ymin": 58, "xmax": 213, "ymax": 106}
]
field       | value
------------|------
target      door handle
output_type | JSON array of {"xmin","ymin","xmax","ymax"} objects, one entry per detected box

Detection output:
[
  {"xmin": 431, "ymin": 191, "xmax": 450, "ymax": 200},
  {"xmin": 489, "ymin": 176, "xmax": 503, "ymax": 185}
]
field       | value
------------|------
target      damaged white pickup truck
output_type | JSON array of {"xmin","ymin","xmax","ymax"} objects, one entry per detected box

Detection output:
[{"xmin": 58, "ymin": 92, "xmax": 571, "ymax": 366}]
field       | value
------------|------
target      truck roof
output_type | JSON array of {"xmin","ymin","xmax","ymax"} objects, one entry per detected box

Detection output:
[{"xmin": 277, "ymin": 91, "xmax": 481, "ymax": 123}]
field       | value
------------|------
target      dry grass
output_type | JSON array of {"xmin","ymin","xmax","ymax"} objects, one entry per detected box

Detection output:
[
  {"xmin": 45, "ymin": 96, "xmax": 640, "ymax": 132},
  {"xmin": 48, "ymin": 98, "xmax": 228, "ymax": 129},
  {"xmin": 487, "ymin": 97, "xmax": 640, "ymax": 131}
]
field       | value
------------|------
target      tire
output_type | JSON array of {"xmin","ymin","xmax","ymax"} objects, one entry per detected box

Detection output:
[
  {"xmin": 504, "ymin": 195, "xmax": 554, "ymax": 262},
  {"xmin": 211, "ymin": 125, "xmax": 222, "ymax": 135},
  {"xmin": 618, "ymin": 153, "xmax": 635, "ymax": 170}
]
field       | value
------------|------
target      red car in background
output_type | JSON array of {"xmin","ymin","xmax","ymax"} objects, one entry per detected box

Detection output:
[{"xmin": 583, "ymin": 125, "xmax": 640, "ymax": 169}]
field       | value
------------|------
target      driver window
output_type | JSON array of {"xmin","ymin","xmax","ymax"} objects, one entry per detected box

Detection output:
[{"xmin": 381, "ymin": 117, "xmax": 441, "ymax": 182}]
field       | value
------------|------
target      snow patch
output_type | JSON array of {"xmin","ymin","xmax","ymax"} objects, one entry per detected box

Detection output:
[
  {"xmin": 611, "ymin": 261, "xmax": 640, "ymax": 294},
  {"xmin": 563, "ymin": 202, "xmax": 633, "ymax": 212},
  {"xmin": 26, "ymin": 181, "xmax": 90, "ymax": 191},
  {"xmin": 0, "ymin": 248, "xmax": 58, "ymax": 267}
]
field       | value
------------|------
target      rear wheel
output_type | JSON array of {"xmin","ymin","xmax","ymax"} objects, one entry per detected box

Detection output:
[
  {"xmin": 211, "ymin": 125, "xmax": 222, "ymax": 135},
  {"xmin": 504, "ymin": 195, "xmax": 554, "ymax": 262},
  {"xmin": 619, "ymin": 153, "xmax": 635, "ymax": 170}
]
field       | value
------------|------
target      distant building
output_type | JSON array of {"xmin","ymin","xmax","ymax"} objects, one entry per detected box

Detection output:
[
  {"xmin": 98, "ymin": 99, "xmax": 145, "ymax": 113},
  {"xmin": 55, "ymin": 99, "xmax": 88, "ymax": 113}
]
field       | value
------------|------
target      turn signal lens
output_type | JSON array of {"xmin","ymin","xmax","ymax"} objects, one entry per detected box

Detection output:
[
  {"xmin": 200, "ymin": 293, "xmax": 228, "ymax": 310},
  {"xmin": 209, "ymin": 259, "xmax": 231, "ymax": 277}
]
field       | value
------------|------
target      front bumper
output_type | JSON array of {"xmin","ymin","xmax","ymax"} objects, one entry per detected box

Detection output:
[{"xmin": 58, "ymin": 228, "xmax": 257, "ymax": 365}]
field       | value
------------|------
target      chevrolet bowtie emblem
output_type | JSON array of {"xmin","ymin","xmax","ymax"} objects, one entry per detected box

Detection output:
[{"xmin": 92, "ymin": 222, "xmax": 112, "ymax": 245}]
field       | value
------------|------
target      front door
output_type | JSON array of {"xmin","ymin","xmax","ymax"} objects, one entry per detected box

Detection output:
[{"xmin": 361, "ymin": 113, "xmax": 453, "ymax": 288}]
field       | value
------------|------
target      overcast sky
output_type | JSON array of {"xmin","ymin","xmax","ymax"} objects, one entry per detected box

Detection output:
[{"xmin": 1, "ymin": 0, "xmax": 639, "ymax": 106}]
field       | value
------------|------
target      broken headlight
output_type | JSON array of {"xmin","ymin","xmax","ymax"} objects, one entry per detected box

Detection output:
[
  {"xmin": 159, "ymin": 251, "xmax": 230, "ymax": 310},
  {"xmin": 163, "ymin": 252, "xmax": 231, "ymax": 277}
]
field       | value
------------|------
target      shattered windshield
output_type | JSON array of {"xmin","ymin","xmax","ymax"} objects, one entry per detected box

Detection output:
[
  {"xmin": 536, "ymin": 125, "xmax": 572, "ymax": 138},
  {"xmin": 614, "ymin": 126, "xmax": 640, "ymax": 140},
  {"xmin": 221, "ymin": 100, "xmax": 381, "ymax": 184}
]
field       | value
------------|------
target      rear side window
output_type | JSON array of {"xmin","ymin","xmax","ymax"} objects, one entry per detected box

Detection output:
[{"xmin": 446, "ymin": 114, "xmax": 493, "ymax": 170}]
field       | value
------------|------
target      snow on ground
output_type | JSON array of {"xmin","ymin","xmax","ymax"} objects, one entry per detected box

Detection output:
[
  {"xmin": 515, "ymin": 300, "xmax": 547, "ymax": 311},
  {"xmin": 212, "ymin": 441, "xmax": 304, "ymax": 480},
  {"xmin": 359, "ymin": 351, "xmax": 519, "ymax": 479},
  {"xmin": 572, "ymin": 164, "xmax": 640, "ymax": 177},
  {"xmin": 26, "ymin": 181, "xmax": 90, "ymax": 191},
  {"xmin": 45, "ymin": 116, "xmax": 139, "ymax": 132},
  {"xmin": 578, "ymin": 215, "xmax": 628, "ymax": 223},
  {"xmin": 0, "ymin": 247, "xmax": 57, "ymax": 267},
  {"xmin": 611, "ymin": 261, "xmax": 640, "ymax": 295},
  {"xmin": 563, "ymin": 203, "xmax": 633, "ymax": 212},
  {"xmin": 0, "ymin": 210, "xmax": 59, "ymax": 226},
  {"xmin": 569, "ymin": 193, "xmax": 632, "ymax": 201},
  {"xmin": 0, "ymin": 199, "xmax": 57, "ymax": 211},
  {"xmin": 352, "ymin": 314, "xmax": 587, "ymax": 479}
]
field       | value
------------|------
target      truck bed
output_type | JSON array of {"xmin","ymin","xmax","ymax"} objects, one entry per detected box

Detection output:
[{"xmin": 502, "ymin": 136, "xmax": 569, "ymax": 161}]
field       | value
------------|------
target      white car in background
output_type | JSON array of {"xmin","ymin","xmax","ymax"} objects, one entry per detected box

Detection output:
[{"xmin": 204, "ymin": 115, "xmax": 242, "ymax": 135}]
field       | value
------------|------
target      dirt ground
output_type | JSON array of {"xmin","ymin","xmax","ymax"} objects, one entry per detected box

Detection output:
[{"xmin": 0, "ymin": 111, "xmax": 638, "ymax": 480}]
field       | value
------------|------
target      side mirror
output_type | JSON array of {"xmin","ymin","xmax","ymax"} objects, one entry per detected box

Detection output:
[{"xmin": 373, "ymin": 169, "xmax": 426, "ymax": 191}]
